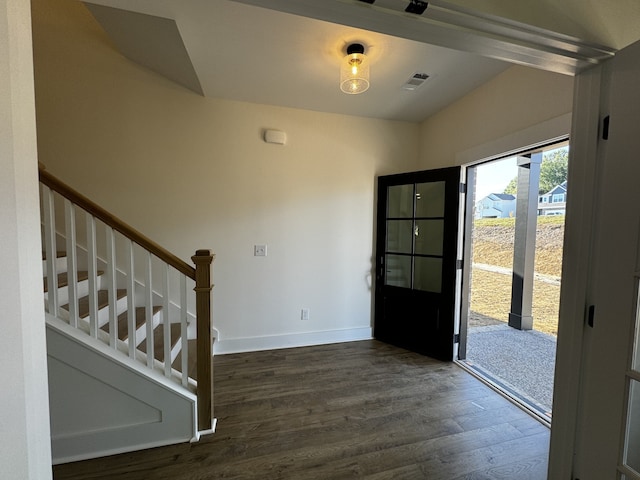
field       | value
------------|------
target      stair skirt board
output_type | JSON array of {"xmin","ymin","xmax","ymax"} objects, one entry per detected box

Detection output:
[
  {"xmin": 46, "ymin": 316, "xmax": 202, "ymax": 464},
  {"xmin": 213, "ymin": 327, "xmax": 373, "ymax": 355}
]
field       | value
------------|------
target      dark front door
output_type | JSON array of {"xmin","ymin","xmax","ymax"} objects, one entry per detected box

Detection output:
[{"xmin": 374, "ymin": 167, "xmax": 461, "ymax": 361}]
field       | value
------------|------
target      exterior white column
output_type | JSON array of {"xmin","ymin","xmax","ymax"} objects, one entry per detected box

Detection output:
[{"xmin": 0, "ymin": 0, "xmax": 53, "ymax": 478}]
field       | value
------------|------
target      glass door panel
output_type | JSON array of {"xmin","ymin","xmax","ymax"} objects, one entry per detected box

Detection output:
[
  {"xmin": 623, "ymin": 379, "xmax": 640, "ymax": 475},
  {"xmin": 414, "ymin": 220, "xmax": 444, "ymax": 256},
  {"xmin": 388, "ymin": 184, "xmax": 414, "ymax": 218},
  {"xmin": 633, "ymin": 293, "xmax": 640, "ymax": 371},
  {"xmin": 414, "ymin": 257, "xmax": 442, "ymax": 293},
  {"xmin": 385, "ymin": 255, "xmax": 412, "ymax": 288},
  {"xmin": 621, "ymin": 280, "xmax": 640, "ymax": 479},
  {"xmin": 386, "ymin": 220, "xmax": 414, "ymax": 254},
  {"xmin": 416, "ymin": 181, "xmax": 445, "ymax": 217}
]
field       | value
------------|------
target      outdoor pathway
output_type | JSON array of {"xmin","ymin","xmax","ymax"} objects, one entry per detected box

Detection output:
[{"xmin": 473, "ymin": 262, "xmax": 561, "ymax": 286}]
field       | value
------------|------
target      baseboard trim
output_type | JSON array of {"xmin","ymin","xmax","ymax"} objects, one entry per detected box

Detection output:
[{"xmin": 213, "ymin": 327, "xmax": 373, "ymax": 355}]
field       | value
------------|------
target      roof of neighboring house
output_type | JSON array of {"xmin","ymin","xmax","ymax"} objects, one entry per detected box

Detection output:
[
  {"xmin": 541, "ymin": 180, "xmax": 568, "ymax": 196},
  {"xmin": 487, "ymin": 193, "xmax": 516, "ymax": 201}
]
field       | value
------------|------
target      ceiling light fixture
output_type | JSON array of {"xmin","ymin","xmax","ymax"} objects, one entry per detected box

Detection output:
[{"xmin": 340, "ymin": 43, "xmax": 370, "ymax": 95}]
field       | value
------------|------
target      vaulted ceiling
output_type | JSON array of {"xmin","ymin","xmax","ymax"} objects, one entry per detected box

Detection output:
[{"xmin": 83, "ymin": 0, "xmax": 640, "ymax": 123}]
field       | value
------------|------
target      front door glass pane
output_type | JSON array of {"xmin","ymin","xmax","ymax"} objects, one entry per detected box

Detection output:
[
  {"xmin": 624, "ymin": 379, "xmax": 640, "ymax": 475},
  {"xmin": 414, "ymin": 257, "xmax": 442, "ymax": 293},
  {"xmin": 414, "ymin": 219, "xmax": 444, "ymax": 256},
  {"xmin": 633, "ymin": 288, "xmax": 640, "ymax": 371},
  {"xmin": 416, "ymin": 181, "xmax": 445, "ymax": 218},
  {"xmin": 386, "ymin": 220, "xmax": 413, "ymax": 254},
  {"xmin": 385, "ymin": 255, "xmax": 411, "ymax": 288},
  {"xmin": 388, "ymin": 184, "xmax": 414, "ymax": 218}
]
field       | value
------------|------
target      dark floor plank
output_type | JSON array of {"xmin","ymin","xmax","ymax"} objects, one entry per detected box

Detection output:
[
  {"xmin": 452, "ymin": 455, "xmax": 549, "ymax": 480},
  {"xmin": 52, "ymin": 340, "xmax": 550, "ymax": 480}
]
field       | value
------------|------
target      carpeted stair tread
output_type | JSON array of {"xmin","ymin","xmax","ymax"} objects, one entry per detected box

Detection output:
[
  {"xmin": 43, "ymin": 270, "xmax": 103, "ymax": 293},
  {"xmin": 102, "ymin": 306, "xmax": 162, "ymax": 341},
  {"xmin": 139, "ymin": 323, "xmax": 181, "ymax": 362}
]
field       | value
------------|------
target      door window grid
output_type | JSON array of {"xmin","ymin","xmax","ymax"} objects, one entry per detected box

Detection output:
[
  {"xmin": 619, "ymin": 277, "xmax": 640, "ymax": 479},
  {"xmin": 385, "ymin": 182, "xmax": 445, "ymax": 293},
  {"xmin": 386, "ymin": 184, "xmax": 417, "ymax": 289}
]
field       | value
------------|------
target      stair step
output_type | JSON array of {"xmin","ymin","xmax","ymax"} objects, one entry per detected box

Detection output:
[
  {"xmin": 172, "ymin": 339, "xmax": 198, "ymax": 380},
  {"xmin": 42, "ymin": 251, "xmax": 66, "ymax": 260},
  {"xmin": 62, "ymin": 289, "xmax": 127, "ymax": 318},
  {"xmin": 43, "ymin": 271, "xmax": 103, "ymax": 293},
  {"xmin": 101, "ymin": 306, "xmax": 162, "ymax": 341},
  {"xmin": 139, "ymin": 323, "xmax": 181, "ymax": 363}
]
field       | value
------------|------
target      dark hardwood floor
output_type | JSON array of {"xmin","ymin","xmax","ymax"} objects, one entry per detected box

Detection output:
[{"xmin": 53, "ymin": 340, "xmax": 550, "ymax": 479}]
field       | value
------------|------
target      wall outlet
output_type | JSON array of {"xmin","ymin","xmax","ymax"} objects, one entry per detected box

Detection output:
[
  {"xmin": 254, "ymin": 244, "xmax": 267, "ymax": 256},
  {"xmin": 301, "ymin": 308, "xmax": 310, "ymax": 321}
]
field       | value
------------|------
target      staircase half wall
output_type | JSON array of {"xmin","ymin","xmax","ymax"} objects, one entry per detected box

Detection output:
[{"xmin": 46, "ymin": 314, "xmax": 198, "ymax": 464}]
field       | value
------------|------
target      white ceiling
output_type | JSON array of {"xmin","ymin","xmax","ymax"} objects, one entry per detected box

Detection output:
[
  {"xmin": 185, "ymin": 1, "xmax": 515, "ymax": 122},
  {"xmin": 82, "ymin": 0, "xmax": 640, "ymax": 123}
]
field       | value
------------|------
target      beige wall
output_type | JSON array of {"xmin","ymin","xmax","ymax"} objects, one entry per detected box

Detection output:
[
  {"xmin": 32, "ymin": 0, "xmax": 420, "ymax": 351},
  {"xmin": 418, "ymin": 65, "xmax": 574, "ymax": 169}
]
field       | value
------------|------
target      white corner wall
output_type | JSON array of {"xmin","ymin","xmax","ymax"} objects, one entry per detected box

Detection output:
[
  {"xmin": 0, "ymin": 0, "xmax": 52, "ymax": 478},
  {"xmin": 31, "ymin": 0, "xmax": 420, "ymax": 354},
  {"xmin": 418, "ymin": 65, "xmax": 574, "ymax": 169}
]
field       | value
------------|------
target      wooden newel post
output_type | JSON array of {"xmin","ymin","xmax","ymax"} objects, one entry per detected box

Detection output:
[{"xmin": 192, "ymin": 249, "xmax": 215, "ymax": 432}]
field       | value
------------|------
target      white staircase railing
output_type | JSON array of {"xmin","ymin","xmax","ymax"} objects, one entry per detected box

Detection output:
[{"xmin": 40, "ymin": 166, "xmax": 215, "ymax": 431}]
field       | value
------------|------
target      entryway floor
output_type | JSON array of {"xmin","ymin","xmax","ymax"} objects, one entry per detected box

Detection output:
[
  {"xmin": 464, "ymin": 321, "xmax": 557, "ymax": 420},
  {"xmin": 53, "ymin": 340, "xmax": 550, "ymax": 480}
]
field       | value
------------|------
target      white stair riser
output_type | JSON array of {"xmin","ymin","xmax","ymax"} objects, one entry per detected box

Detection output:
[
  {"xmin": 96, "ymin": 296, "xmax": 129, "ymax": 328},
  {"xmin": 43, "ymin": 256, "xmax": 68, "ymax": 275},
  {"xmin": 133, "ymin": 311, "xmax": 162, "ymax": 347},
  {"xmin": 170, "ymin": 337, "xmax": 182, "ymax": 364},
  {"xmin": 45, "ymin": 275, "xmax": 104, "ymax": 308}
]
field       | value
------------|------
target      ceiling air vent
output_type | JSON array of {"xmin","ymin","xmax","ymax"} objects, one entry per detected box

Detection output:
[{"xmin": 402, "ymin": 73, "xmax": 430, "ymax": 91}]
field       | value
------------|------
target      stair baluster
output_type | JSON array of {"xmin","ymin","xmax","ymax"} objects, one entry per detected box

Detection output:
[
  {"xmin": 64, "ymin": 199, "xmax": 79, "ymax": 328},
  {"xmin": 86, "ymin": 214, "xmax": 98, "ymax": 338},
  {"xmin": 42, "ymin": 184, "xmax": 59, "ymax": 316},
  {"xmin": 126, "ymin": 238, "xmax": 136, "ymax": 358},
  {"xmin": 162, "ymin": 263, "xmax": 171, "ymax": 378},
  {"xmin": 180, "ymin": 274, "xmax": 189, "ymax": 388},
  {"xmin": 144, "ymin": 251, "xmax": 154, "ymax": 368},
  {"xmin": 105, "ymin": 226, "xmax": 118, "ymax": 347}
]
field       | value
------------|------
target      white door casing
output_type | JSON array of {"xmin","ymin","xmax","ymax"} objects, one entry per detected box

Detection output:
[{"xmin": 550, "ymin": 38, "xmax": 640, "ymax": 479}]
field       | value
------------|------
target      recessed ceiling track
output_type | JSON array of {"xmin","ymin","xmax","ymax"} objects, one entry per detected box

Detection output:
[{"xmin": 229, "ymin": 0, "xmax": 616, "ymax": 75}]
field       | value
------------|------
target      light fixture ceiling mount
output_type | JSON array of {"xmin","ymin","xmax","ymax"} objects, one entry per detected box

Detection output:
[{"xmin": 340, "ymin": 43, "xmax": 370, "ymax": 95}]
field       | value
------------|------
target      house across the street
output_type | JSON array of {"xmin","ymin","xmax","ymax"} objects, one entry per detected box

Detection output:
[
  {"xmin": 538, "ymin": 181, "xmax": 567, "ymax": 216},
  {"xmin": 475, "ymin": 193, "xmax": 516, "ymax": 219}
]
